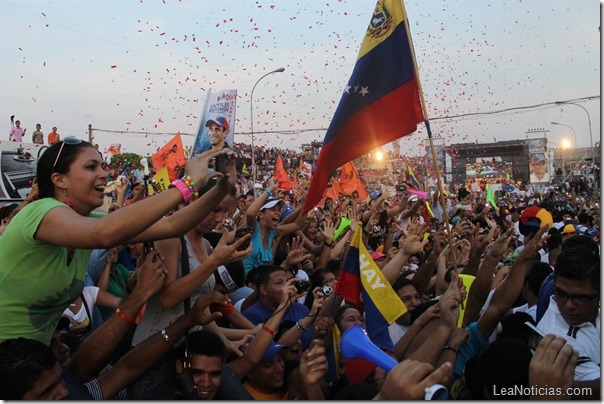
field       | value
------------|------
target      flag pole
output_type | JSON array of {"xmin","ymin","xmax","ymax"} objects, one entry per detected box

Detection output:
[{"xmin": 400, "ymin": 0, "xmax": 458, "ymax": 268}]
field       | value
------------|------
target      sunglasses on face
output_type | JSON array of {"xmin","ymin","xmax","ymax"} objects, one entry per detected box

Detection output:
[{"xmin": 52, "ymin": 137, "xmax": 83, "ymax": 172}]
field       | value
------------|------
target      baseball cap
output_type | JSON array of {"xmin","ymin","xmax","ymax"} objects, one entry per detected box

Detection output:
[
  {"xmin": 561, "ymin": 224, "xmax": 577, "ymax": 234},
  {"xmin": 518, "ymin": 206, "xmax": 553, "ymax": 236},
  {"xmin": 260, "ymin": 197, "xmax": 285, "ymax": 211},
  {"xmin": 205, "ymin": 116, "xmax": 230, "ymax": 132},
  {"xmin": 281, "ymin": 204, "xmax": 295, "ymax": 219},
  {"xmin": 530, "ymin": 154, "xmax": 546, "ymax": 164},
  {"xmin": 261, "ymin": 340, "xmax": 288, "ymax": 362},
  {"xmin": 370, "ymin": 251, "xmax": 385, "ymax": 260}
]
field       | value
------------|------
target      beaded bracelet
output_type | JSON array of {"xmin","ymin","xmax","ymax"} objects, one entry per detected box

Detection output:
[
  {"xmin": 182, "ymin": 175, "xmax": 199, "ymax": 202},
  {"xmin": 115, "ymin": 307, "xmax": 134, "ymax": 325},
  {"xmin": 296, "ymin": 320, "xmax": 309, "ymax": 333}
]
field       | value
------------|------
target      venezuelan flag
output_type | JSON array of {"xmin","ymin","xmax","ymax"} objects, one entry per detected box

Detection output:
[
  {"xmin": 406, "ymin": 165, "xmax": 422, "ymax": 190},
  {"xmin": 303, "ymin": 0, "xmax": 425, "ymax": 213},
  {"xmin": 335, "ymin": 223, "xmax": 407, "ymax": 351}
]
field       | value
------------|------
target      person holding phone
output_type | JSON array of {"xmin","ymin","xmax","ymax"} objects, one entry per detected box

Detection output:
[
  {"xmin": 0, "ymin": 139, "xmax": 230, "ymax": 346},
  {"xmin": 536, "ymin": 246, "xmax": 600, "ymax": 397}
]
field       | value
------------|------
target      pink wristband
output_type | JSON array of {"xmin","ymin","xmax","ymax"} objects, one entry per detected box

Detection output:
[{"xmin": 171, "ymin": 179, "xmax": 192, "ymax": 204}]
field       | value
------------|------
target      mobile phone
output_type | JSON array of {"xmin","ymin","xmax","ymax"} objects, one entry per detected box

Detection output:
[
  {"xmin": 524, "ymin": 321, "xmax": 546, "ymax": 351},
  {"xmin": 234, "ymin": 226, "xmax": 253, "ymax": 250},
  {"xmin": 143, "ymin": 241, "xmax": 155, "ymax": 255}
]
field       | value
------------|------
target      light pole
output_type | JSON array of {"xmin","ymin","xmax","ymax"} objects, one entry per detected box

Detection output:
[
  {"xmin": 551, "ymin": 121, "xmax": 577, "ymax": 149},
  {"xmin": 555, "ymin": 101, "xmax": 593, "ymax": 159},
  {"xmin": 250, "ymin": 67, "xmax": 285, "ymax": 198},
  {"xmin": 561, "ymin": 138, "xmax": 572, "ymax": 181}
]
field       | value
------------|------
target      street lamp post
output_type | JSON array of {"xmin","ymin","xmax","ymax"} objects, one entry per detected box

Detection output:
[
  {"xmin": 561, "ymin": 138, "xmax": 572, "ymax": 181},
  {"xmin": 250, "ymin": 67, "xmax": 285, "ymax": 198},
  {"xmin": 551, "ymin": 121, "xmax": 577, "ymax": 149},
  {"xmin": 555, "ymin": 101, "xmax": 593, "ymax": 159}
]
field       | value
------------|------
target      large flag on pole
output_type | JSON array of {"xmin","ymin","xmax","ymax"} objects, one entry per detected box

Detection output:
[
  {"xmin": 335, "ymin": 222, "xmax": 407, "ymax": 351},
  {"xmin": 303, "ymin": 0, "xmax": 425, "ymax": 214}
]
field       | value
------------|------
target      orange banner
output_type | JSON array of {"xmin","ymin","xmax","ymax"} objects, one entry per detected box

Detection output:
[
  {"xmin": 339, "ymin": 162, "xmax": 368, "ymax": 202},
  {"xmin": 150, "ymin": 133, "xmax": 186, "ymax": 182},
  {"xmin": 274, "ymin": 155, "xmax": 293, "ymax": 190}
]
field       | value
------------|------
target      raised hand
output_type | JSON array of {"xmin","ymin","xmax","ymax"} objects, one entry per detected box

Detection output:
[
  {"xmin": 438, "ymin": 271, "xmax": 462, "ymax": 330},
  {"xmin": 456, "ymin": 239, "xmax": 471, "ymax": 266},
  {"xmin": 487, "ymin": 227, "xmax": 515, "ymax": 258},
  {"xmin": 267, "ymin": 177, "xmax": 280, "ymax": 193},
  {"xmin": 431, "ymin": 227, "xmax": 448, "ymax": 257},
  {"xmin": 184, "ymin": 148, "xmax": 224, "ymax": 189},
  {"xmin": 516, "ymin": 225, "xmax": 548, "ymax": 264},
  {"xmin": 313, "ymin": 316, "xmax": 331, "ymax": 339},
  {"xmin": 134, "ymin": 250, "xmax": 168, "ymax": 300},
  {"xmin": 284, "ymin": 235, "xmax": 313, "ymax": 268},
  {"xmin": 376, "ymin": 359, "xmax": 452, "ymax": 400},
  {"xmin": 299, "ymin": 339, "xmax": 329, "ymax": 387},
  {"xmin": 401, "ymin": 218, "xmax": 430, "ymax": 255},
  {"xmin": 319, "ymin": 220, "xmax": 336, "ymax": 242},
  {"xmin": 190, "ymin": 291, "xmax": 230, "ymax": 326},
  {"xmin": 529, "ymin": 334, "xmax": 578, "ymax": 398},
  {"xmin": 280, "ymin": 277, "xmax": 300, "ymax": 307},
  {"xmin": 209, "ymin": 228, "xmax": 253, "ymax": 265}
]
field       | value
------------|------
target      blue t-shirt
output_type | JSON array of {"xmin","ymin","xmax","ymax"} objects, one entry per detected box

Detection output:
[
  {"xmin": 242, "ymin": 225, "xmax": 277, "ymax": 274},
  {"xmin": 243, "ymin": 300, "xmax": 314, "ymax": 349},
  {"xmin": 449, "ymin": 321, "xmax": 489, "ymax": 400}
]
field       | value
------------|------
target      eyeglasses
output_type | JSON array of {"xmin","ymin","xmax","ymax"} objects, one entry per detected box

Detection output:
[
  {"xmin": 52, "ymin": 137, "xmax": 83, "ymax": 172},
  {"xmin": 553, "ymin": 287, "xmax": 598, "ymax": 305}
]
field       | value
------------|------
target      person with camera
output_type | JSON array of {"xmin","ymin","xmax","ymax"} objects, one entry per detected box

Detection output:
[
  {"xmin": 129, "ymin": 177, "xmax": 256, "ymax": 399},
  {"xmin": 242, "ymin": 265, "xmax": 316, "ymax": 350}
]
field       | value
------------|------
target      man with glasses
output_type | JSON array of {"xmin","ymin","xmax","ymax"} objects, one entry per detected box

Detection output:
[{"xmin": 537, "ymin": 246, "xmax": 600, "ymax": 397}]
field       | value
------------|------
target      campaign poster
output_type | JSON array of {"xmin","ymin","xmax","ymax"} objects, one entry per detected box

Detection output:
[
  {"xmin": 191, "ymin": 89, "xmax": 237, "ymax": 157},
  {"xmin": 528, "ymin": 138, "xmax": 549, "ymax": 184},
  {"xmin": 0, "ymin": 141, "xmax": 43, "ymax": 200}
]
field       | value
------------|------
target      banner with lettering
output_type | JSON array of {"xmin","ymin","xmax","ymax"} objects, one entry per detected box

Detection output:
[
  {"xmin": 334, "ymin": 223, "xmax": 406, "ymax": 351},
  {"xmin": 150, "ymin": 133, "xmax": 186, "ymax": 182},
  {"xmin": 191, "ymin": 89, "xmax": 237, "ymax": 157}
]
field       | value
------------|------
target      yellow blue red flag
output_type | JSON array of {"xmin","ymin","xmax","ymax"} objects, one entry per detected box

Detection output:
[
  {"xmin": 335, "ymin": 223, "xmax": 407, "ymax": 351},
  {"xmin": 303, "ymin": 0, "xmax": 425, "ymax": 214}
]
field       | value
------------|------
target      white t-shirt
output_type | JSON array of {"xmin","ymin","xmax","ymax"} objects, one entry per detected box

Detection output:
[
  {"xmin": 512, "ymin": 303, "xmax": 537, "ymax": 322},
  {"xmin": 62, "ymin": 286, "xmax": 99, "ymax": 335},
  {"xmin": 537, "ymin": 296, "xmax": 600, "ymax": 382}
]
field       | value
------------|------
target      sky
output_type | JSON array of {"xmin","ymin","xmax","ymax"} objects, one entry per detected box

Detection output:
[{"xmin": 0, "ymin": 0, "xmax": 600, "ymax": 158}]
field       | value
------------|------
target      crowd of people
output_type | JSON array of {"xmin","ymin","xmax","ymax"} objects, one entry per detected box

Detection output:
[{"xmin": 0, "ymin": 135, "xmax": 600, "ymax": 400}]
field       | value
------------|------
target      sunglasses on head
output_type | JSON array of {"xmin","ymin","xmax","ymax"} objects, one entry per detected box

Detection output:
[{"xmin": 52, "ymin": 137, "xmax": 83, "ymax": 172}]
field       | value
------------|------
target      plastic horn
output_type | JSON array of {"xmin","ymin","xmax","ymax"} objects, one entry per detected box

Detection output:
[
  {"xmin": 340, "ymin": 325, "xmax": 397, "ymax": 371},
  {"xmin": 333, "ymin": 216, "xmax": 351, "ymax": 241}
]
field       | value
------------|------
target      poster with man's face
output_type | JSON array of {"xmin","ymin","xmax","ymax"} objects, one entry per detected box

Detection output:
[
  {"xmin": 528, "ymin": 138, "xmax": 549, "ymax": 184},
  {"xmin": 192, "ymin": 89, "xmax": 237, "ymax": 157}
]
